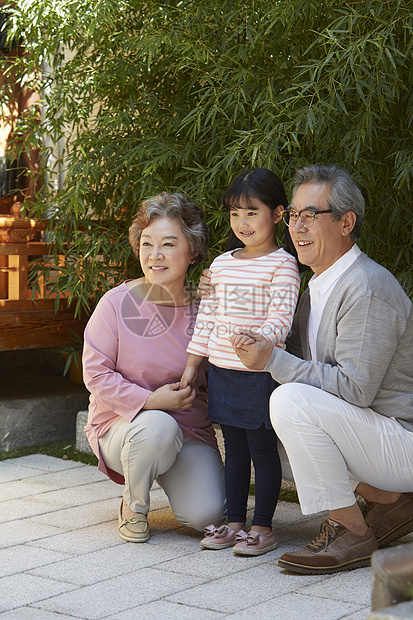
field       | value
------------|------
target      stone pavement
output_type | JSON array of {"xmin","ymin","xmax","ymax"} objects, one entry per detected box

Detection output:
[{"xmin": 0, "ymin": 454, "xmax": 407, "ymax": 620}]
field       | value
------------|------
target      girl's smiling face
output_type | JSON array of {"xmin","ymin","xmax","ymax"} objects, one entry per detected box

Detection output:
[{"xmin": 229, "ymin": 197, "xmax": 283, "ymax": 257}]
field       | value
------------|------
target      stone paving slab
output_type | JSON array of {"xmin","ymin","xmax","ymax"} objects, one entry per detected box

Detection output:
[
  {"xmin": 0, "ymin": 518, "xmax": 63, "ymax": 549},
  {"xmin": 368, "ymin": 601, "xmax": 413, "ymax": 620},
  {"xmin": 0, "ymin": 468, "xmax": 109, "ymax": 500},
  {"xmin": 0, "ymin": 610, "xmax": 76, "ymax": 620},
  {"xmin": 28, "ymin": 541, "xmax": 198, "ymax": 586},
  {"xmin": 0, "ymin": 453, "xmax": 387, "ymax": 619},
  {"xmin": 25, "ymin": 522, "xmax": 123, "ymax": 555},
  {"xmin": 5, "ymin": 453, "xmax": 84, "ymax": 471},
  {"xmin": 227, "ymin": 592, "xmax": 361, "ymax": 620},
  {"xmin": 105, "ymin": 600, "xmax": 226, "ymax": 619},
  {"xmin": 35, "ymin": 569, "xmax": 208, "ymax": 619},
  {"xmin": 26, "ymin": 497, "xmax": 120, "ymax": 530},
  {"xmin": 165, "ymin": 563, "xmax": 326, "ymax": 614},
  {"xmin": 0, "ymin": 572, "xmax": 79, "ymax": 612},
  {"xmin": 0, "ymin": 544, "xmax": 69, "ymax": 578},
  {"xmin": 297, "ymin": 568, "xmax": 372, "ymax": 605}
]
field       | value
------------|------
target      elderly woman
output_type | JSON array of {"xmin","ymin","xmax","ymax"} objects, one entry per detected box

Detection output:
[{"xmin": 83, "ymin": 193, "xmax": 226, "ymax": 542}]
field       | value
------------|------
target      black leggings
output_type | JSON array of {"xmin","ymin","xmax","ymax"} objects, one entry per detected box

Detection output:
[{"xmin": 220, "ymin": 423, "xmax": 282, "ymax": 528}]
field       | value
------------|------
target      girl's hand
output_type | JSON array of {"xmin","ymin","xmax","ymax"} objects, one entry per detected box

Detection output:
[
  {"xmin": 180, "ymin": 366, "xmax": 198, "ymax": 390},
  {"xmin": 197, "ymin": 268, "xmax": 214, "ymax": 299},
  {"xmin": 143, "ymin": 383, "xmax": 195, "ymax": 411},
  {"xmin": 229, "ymin": 329, "xmax": 273, "ymax": 370},
  {"xmin": 229, "ymin": 333, "xmax": 256, "ymax": 349}
]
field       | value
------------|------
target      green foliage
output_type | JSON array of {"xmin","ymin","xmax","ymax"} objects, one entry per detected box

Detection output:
[{"xmin": 1, "ymin": 0, "xmax": 412, "ymax": 312}]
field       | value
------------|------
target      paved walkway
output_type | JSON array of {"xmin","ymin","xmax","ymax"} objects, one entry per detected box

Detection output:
[{"xmin": 0, "ymin": 454, "xmax": 402, "ymax": 620}]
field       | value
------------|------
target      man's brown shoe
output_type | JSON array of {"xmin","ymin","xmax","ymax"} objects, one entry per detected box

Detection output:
[
  {"xmin": 278, "ymin": 519, "xmax": 378, "ymax": 575},
  {"xmin": 363, "ymin": 493, "xmax": 413, "ymax": 547}
]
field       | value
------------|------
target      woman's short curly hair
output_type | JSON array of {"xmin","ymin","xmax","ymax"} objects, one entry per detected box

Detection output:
[{"xmin": 129, "ymin": 192, "xmax": 209, "ymax": 269}]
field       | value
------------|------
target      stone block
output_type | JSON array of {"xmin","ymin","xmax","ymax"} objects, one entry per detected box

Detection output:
[
  {"xmin": 371, "ymin": 543, "xmax": 413, "ymax": 612},
  {"xmin": 0, "ymin": 386, "xmax": 89, "ymax": 451},
  {"xmin": 75, "ymin": 409, "xmax": 93, "ymax": 454}
]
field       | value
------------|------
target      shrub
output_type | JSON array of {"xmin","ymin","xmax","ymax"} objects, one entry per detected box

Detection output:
[{"xmin": 1, "ymin": 0, "xmax": 412, "ymax": 312}]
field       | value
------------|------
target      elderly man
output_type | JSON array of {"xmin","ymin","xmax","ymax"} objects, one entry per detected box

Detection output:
[{"xmin": 228, "ymin": 165, "xmax": 413, "ymax": 574}]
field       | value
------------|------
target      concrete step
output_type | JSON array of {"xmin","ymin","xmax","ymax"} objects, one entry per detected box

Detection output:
[{"xmin": 0, "ymin": 368, "xmax": 89, "ymax": 451}]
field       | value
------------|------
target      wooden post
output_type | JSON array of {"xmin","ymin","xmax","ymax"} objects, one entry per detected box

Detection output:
[
  {"xmin": 8, "ymin": 253, "xmax": 28, "ymax": 300},
  {"xmin": 0, "ymin": 254, "xmax": 8, "ymax": 299}
]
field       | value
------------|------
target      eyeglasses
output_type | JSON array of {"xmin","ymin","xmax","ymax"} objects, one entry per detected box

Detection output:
[{"xmin": 282, "ymin": 207, "xmax": 333, "ymax": 228}]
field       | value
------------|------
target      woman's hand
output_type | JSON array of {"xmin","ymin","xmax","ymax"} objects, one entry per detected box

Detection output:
[
  {"xmin": 197, "ymin": 268, "xmax": 214, "ymax": 299},
  {"xmin": 143, "ymin": 383, "xmax": 196, "ymax": 411}
]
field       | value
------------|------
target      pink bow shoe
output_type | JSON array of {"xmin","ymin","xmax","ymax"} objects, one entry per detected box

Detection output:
[
  {"xmin": 233, "ymin": 529, "xmax": 278, "ymax": 556},
  {"xmin": 200, "ymin": 524, "xmax": 245, "ymax": 550}
]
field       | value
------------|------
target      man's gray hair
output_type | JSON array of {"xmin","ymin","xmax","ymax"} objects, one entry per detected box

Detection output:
[{"xmin": 293, "ymin": 165, "xmax": 365, "ymax": 240}]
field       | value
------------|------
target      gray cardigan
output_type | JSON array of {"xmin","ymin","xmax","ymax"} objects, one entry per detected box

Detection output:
[{"xmin": 265, "ymin": 252, "xmax": 413, "ymax": 432}]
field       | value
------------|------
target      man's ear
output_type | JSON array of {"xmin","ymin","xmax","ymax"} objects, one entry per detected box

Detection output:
[
  {"xmin": 341, "ymin": 211, "xmax": 357, "ymax": 237},
  {"xmin": 273, "ymin": 205, "xmax": 284, "ymax": 224}
]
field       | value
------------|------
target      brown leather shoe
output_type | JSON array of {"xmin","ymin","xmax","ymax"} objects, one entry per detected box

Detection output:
[
  {"xmin": 363, "ymin": 493, "xmax": 413, "ymax": 547},
  {"xmin": 278, "ymin": 519, "xmax": 378, "ymax": 575}
]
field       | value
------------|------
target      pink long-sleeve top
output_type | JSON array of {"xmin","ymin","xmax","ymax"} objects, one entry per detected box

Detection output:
[
  {"xmin": 187, "ymin": 248, "xmax": 300, "ymax": 370},
  {"xmin": 83, "ymin": 282, "xmax": 215, "ymax": 484}
]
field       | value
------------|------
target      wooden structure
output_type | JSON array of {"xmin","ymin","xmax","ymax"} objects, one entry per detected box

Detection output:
[
  {"xmin": 0, "ymin": 11, "xmax": 88, "ymax": 352},
  {"xmin": 0, "ymin": 216, "xmax": 88, "ymax": 350}
]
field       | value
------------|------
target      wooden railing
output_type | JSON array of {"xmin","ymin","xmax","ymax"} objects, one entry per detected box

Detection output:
[{"xmin": 0, "ymin": 216, "xmax": 88, "ymax": 350}]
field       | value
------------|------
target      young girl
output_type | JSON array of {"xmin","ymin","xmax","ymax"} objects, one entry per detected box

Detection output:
[{"xmin": 180, "ymin": 168, "xmax": 300, "ymax": 556}]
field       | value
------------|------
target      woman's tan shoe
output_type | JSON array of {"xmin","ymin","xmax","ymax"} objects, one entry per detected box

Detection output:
[{"xmin": 118, "ymin": 499, "xmax": 150, "ymax": 543}]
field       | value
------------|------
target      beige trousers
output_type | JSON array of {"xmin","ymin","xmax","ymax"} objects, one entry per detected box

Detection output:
[
  {"xmin": 99, "ymin": 409, "xmax": 226, "ymax": 531},
  {"xmin": 270, "ymin": 383, "xmax": 413, "ymax": 515}
]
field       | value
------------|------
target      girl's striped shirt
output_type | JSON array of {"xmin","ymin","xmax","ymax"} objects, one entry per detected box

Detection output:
[{"xmin": 187, "ymin": 248, "xmax": 300, "ymax": 370}]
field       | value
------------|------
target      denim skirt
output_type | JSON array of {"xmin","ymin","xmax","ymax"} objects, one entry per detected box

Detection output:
[{"xmin": 207, "ymin": 364, "xmax": 279, "ymax": 430}]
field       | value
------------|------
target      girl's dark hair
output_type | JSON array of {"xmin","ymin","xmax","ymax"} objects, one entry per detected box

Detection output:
[{"xmin": 222, "ymin": 168, "xmax": 305, "ymax": 271}]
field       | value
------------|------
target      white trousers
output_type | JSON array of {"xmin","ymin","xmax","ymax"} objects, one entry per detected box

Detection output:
[
  {"xmin": 99, "ymin": 410, "xmax": 226, "ymax": 531},
  {"xmin": 270, "ymin": 383, "xmax": 413, "ymax": 515}
]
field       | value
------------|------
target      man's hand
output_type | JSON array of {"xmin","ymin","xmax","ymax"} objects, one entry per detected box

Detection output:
[
  {"xmin": 143, "ymin": 383, "xmax": 195, "ymax": 411},
  {"xmin": 197, "ymin": 268, "xmax": 213, "ymax": 299},
  {"xmin": 229, "ymin": 330, "xmax": 273, "ymax": 370}
]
